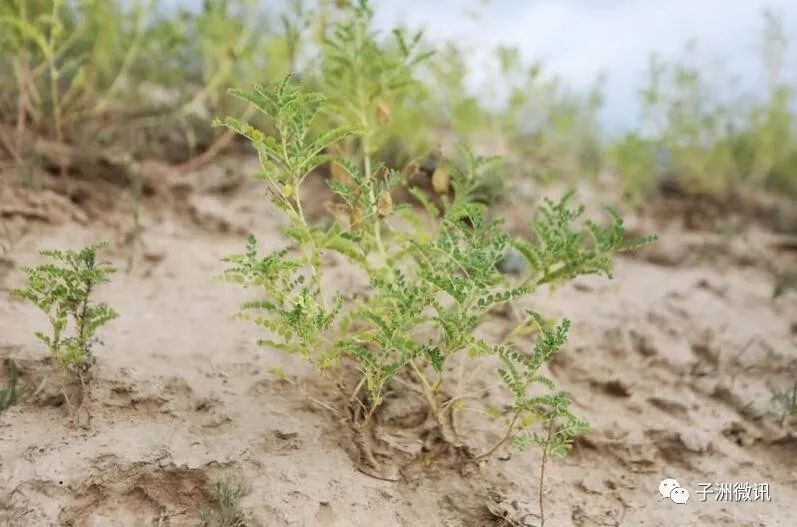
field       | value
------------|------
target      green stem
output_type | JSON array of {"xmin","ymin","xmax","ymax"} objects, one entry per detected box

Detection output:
[
  {"xmin": 411, "ymin": 359, "xmax": 439, "ymax": 420},
  {"xmin": 474, "ymin": 410, "xmax": 520, "ymax": 461},
  {"xmin": 14, "ymin": 55, "xmax": 28, "ymax": 158},
  {"xmin": 90, "ymin": 0, "xmax": 153, "ymax": 116},
  {"xmin": 539, "ymin": 419, "xmax": 555, "ymax": 526},
  {"xmin": 351, "ymin": 20, "xmax": 385, "ymax": 261},
  {"xmin": 363, "ymin": 143, "xmax": 385, "ymax": 259}
]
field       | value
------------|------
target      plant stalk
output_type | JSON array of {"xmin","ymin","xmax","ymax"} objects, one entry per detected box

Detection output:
[
  {"xmin": 539, "ymin": 419, "xmax": 555, "ymax": 526},
  {"xmin": 474, "ymin": 410, "xmax": 520, "ymax": 462}
]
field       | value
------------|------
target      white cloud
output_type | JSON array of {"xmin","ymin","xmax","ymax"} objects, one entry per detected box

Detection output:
[{"xmin": 373, "ymin": 0, "xmax": 797, "ymax": 132}]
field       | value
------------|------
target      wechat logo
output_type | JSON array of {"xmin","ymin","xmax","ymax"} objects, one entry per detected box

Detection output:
[{"xmin": 659, "ymin": 478, "xmax": 689, "ymax": 504}]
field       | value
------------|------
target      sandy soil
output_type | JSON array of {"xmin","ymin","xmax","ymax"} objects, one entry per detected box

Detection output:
[{"xmin": 1, "ymin": 162, "xmax": 796, "ymax": 526}]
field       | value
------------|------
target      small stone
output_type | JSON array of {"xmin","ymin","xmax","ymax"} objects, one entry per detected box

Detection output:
[
  {"xmin": 498, "ymin": 247, "xmax": 526, "ymax": 275},
  {"xmin": 274, "ymin": 430, "xmax": 298, "ymax": 440},
  {"xmin": 604, "ymin": 379, "xmax": 633, "ymax": 397},
  {"xmin": 678, "ymin": 429, "xmax": 712, "ymax": 454}
]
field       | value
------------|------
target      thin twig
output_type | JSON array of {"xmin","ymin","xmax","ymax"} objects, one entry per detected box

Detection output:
[
  {"xmin": 474, "ymin": 410, "xmax": 520, "ymax": 462},
  {"xmin": 174, "ymin": 122, "xmax": 246, "ymax": 174},
  {"xmin": 441, "ymin": 382, "xmax": 503, "ymax": 411},
  {"xmin": 539, "ymin": 419, "xmax": 555, "ymax": 526},
  {"xmin": 208, "ymin": 360, "xmax": 230, "ymax": 378},
  {"xmin": 15, "ymin": 56, "xmax": 28, "ymax": 159}
]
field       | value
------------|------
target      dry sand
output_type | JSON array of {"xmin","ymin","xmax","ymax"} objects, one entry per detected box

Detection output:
[{"xmin": 1, "ymin": 163, "xmax": 796, "ymax": 526}]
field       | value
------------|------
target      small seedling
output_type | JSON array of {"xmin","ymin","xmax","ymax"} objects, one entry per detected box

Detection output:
[
  {"xmin": 0, "ymin": 359, "xmax": 20, "ymax": 412},
  {"xmin": 511, "ymin": 392, "xmax": 588, "ymax": 525},
  {"xmin": 199, "ymin": 478, "xmax": 249, "ymax": 527},
  {"xmin": 772, "ymin": 384, "xmax": 797, "ymax": 420},
  {"xmin": 773, "ymin": 267, "xmax": 797, "ymax": 298},
  {"xmin": 10, "ymin": 242, "xmax": 117, "ymax": 418},
  {"xmin": 771, "ymin": 361, "xmax": 797, "ymax": 424}
]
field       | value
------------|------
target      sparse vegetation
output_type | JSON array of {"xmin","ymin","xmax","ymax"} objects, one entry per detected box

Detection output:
[
  {"xmin": 0, "ymin": 1, "xmax": 795, "ymax": 525},
  {"xmin": 771, "ymin": 361, "xmax": 797, "ymax": 423},
  {"xmin": 1, "ymin": 2, "xmax": 795, "ymax": 205},
  {"xmin": 199, "ymin": 478, "xmax": 249, "ymax": 527},
  {"xmin": 10, "ymin": 242, "xmax": 117, "ymax": 415},
  {"xmin": 772, "ymin": 383, "xmax": 797, "ymax": 421},
  {"xmin": 613, "ymin": 10, "xmax": 797, "ymax": 203}
]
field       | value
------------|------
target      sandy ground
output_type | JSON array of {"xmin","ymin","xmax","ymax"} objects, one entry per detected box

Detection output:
[{"xmin": 1, "ymin": 162, "xmax": 796, "ymax": 526}]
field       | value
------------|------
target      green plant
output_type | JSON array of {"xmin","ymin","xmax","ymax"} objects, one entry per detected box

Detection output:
[
  {"xmin": 0, "ymin": 1, "xmax": 153, "ymax": 147},
  {"xmin": 772, "ymin": 383, "xmax": 797, "ymax": 421},
  {"xmin": 771, "ymin": 360, "xmax": 797, "ymax": 424},
  {"xmin": 0, "ymin": 0, "xmax": 317, "ymax": 175},
  {"xmin": 218, "ymin": 68, "xmax": 654, "ymax": 480},
  {"xmin": 426, "ymin": 42, "xmax": 488, "ymax": 145},
  {"xmin": 609, "ymin": 133, "xmax": 659, "ymax": 205},
  {"xmin": 319, "ymin": 0, "xmax": 433, "ymax": 171},
  {"xmin": 0, "ymin": 359, "xmax": 20, "ymax": 412},
  {"xmin": 742, "ymin": 9, "xmax": 797, "ymax": 196},
  {"xmin": 773, "ymin": 267, "xmax": 797, "ymax": 298},
  {"xmin": 638, "ymin": 45, "xmax": 740, "ymax": 197},
  {"xmin": 10, "ymin": 242, "xmax": 117, "ymax": 376},
  {"xmin": 424, "ymin": 41, "xmax": 606, "ymax": 185},
  {"xmin": 199, "ymin": 478, "xmax": 249, "ymax": 527},
  {"xmin": 512, "ymin": 390, "xmax": 588, "ymax": 526},
  {"xmin": 491, "ymin": 46, "xmax": 605, "ymax": 182},
  {"xmin": 0, "ymin": 0, "xmax": 72, "ymax": 166},
  {"xmin": 615, "ymin": 10, "xmax": 797, "ymax": 201}
]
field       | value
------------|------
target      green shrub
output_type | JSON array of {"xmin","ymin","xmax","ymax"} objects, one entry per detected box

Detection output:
[
  {"xmin": 615, "ymin": 11, "xmax": 797, "ymax": 201},
  {"xmin": 218, "ymin": 74, "xmax": 654, "ymax": 475},
  {"xmin": 0, "ymin": 1, "xmax": 153, "ymax": 144},
  {"xmin": 10, "ymin": 242, "xmax": 117, "ymax": 374},
  {"xmin": 636, "ymin": 47, "xmax": 740, "ymax": 196},
  {"xmin": 317, "ymin": 0, "xmax": 433, "ymax": 168},
  {"xmin": 608, "ymin": 133, "xmax": 659, "ymax": 204},
  {"xmin": 0, "ymin": 0, "xmax": 309, "ymax": 167}
]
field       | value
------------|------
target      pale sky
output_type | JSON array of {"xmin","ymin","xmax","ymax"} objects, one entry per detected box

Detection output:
[
  {"xmin": 168, "ymin": 0, "xmax": 797, "ymax": 133},
  {"xmin": 372, "ymin": 0, "xmax": 797, "ymax": 133}
]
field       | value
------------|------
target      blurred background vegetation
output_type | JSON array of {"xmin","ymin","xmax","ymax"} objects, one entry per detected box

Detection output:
[{"xmin": 1, "ymin": 0, "xmax": 796, "ymax": 211}]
